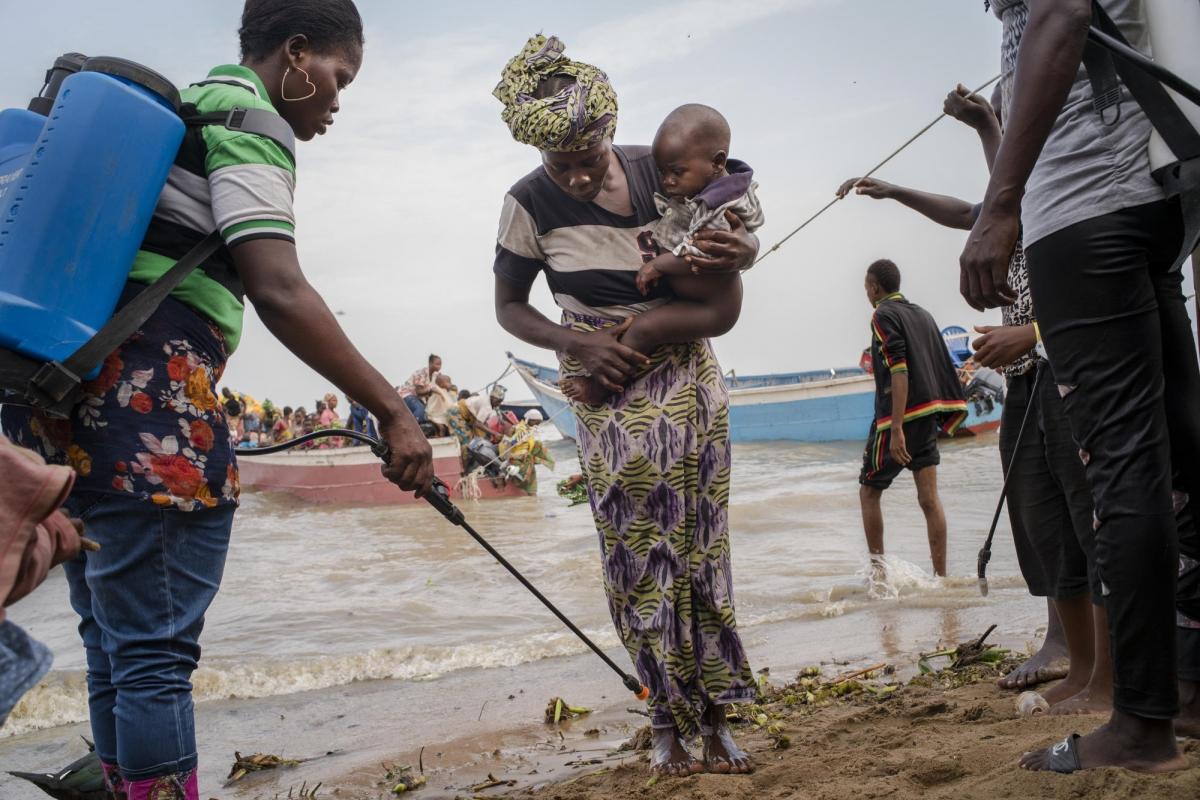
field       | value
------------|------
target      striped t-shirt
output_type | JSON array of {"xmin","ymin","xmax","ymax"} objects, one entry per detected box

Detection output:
[
  {"xmin": 128, "ymin": 65, "xmax": 297, "ymax": 352},
  {"xmin": 493, "ymin": 145, "xmax": 673, "ymax": 319}
]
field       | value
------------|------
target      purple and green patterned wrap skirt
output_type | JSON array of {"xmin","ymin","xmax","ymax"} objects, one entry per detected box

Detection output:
[{"xmin": 560, "ymin": 311, "xmax": 756, "ymax": 737}]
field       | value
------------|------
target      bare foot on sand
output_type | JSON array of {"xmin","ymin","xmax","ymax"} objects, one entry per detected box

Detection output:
[
  {"xmin": 1039, "ymin": 673, "xmax": 1090, "ymax": 707},
  {"xmin": 1049, "ymin": 685, "xmax": 1112, "ymax": 717},
  {"xmin": 1176, "ymin": 680, "xmax": 1200, "ymax": 739},
  {"xmin": 702, "ymin": 706, "xmax": 754, "ymax": 775},
  {"xmin": 997, "ymin": 644, "xmax": 1069, "ymax": 691},
  {"xmin": 650, "ymin": 728, "xmax": 702, "ymax": 778},
  {"xmin": 560, "ymin": 376, "xmax": 610, "ymax": 406},
  {"xmin": 1019, "ymin": 712, "xmax": 1187, "ymax": 774}
]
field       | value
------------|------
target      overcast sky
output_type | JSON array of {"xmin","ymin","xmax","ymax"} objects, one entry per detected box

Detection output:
[{"xmin": 1, "ymin": 0, "xmax": 1120, "ymax": 405}]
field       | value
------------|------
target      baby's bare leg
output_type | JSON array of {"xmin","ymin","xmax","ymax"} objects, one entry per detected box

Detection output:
[
  {"xmin": 621, "ymin": 274, "xmax": 743, "ymax": 355},
  {"xmin": 561, "ymin": 375, "xmax": 611, "ymax": 406}
]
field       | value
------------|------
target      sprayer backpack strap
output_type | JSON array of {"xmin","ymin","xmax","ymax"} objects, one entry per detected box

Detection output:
[
  {"xmin": 180, "ymin": 106, "xmax": 297, "ymax": 163},
  {"xmin": 1083, "ymin": 3, "xmax": 1200, "ymax": 163},
  {"xmin": 11, "ymin": 230, "xmax": 224, "ymax": 417},
  {"xmin": 1082, "ymin": 1, "xmax": 1200, "ymax": 273},
  {"xmin": 5, "ymin": 108, "xmax": 296, "ymax": 418}
]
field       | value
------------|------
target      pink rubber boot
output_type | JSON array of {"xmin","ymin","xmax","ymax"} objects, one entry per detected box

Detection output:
[
  {"xmin": 124, "ymin": 768, "xmax": 197, "ymax": 800},
  {"xmin": 100, "ymin": 760, "xmax": 125, "ymax": 799}
]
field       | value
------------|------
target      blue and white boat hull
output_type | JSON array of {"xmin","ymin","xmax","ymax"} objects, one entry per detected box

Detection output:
[{"xmin": 507, "ymin": 354, "xmax": 1002, "ymax": 444}]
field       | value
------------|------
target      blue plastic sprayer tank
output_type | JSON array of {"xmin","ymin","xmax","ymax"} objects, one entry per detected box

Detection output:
[{"xmin": 0, "ymin": 57, "xmax": 183, "ymax": 376}]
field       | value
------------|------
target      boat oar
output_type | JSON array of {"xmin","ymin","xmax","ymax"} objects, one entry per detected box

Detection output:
[
  {"xmin": 237, "ymin": 430, "xmax": 651, "ymax": 701},
  {"xmin": 977, "ymin": 364, "xmax": 1042, "ymax": 597}
]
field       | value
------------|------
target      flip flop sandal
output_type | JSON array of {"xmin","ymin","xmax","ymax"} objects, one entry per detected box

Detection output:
[{"xmin": 1044, "ymin": 734, "xmax": 1083, "ymax": 773}]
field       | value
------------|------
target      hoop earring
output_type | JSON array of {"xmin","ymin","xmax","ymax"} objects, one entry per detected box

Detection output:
[{"xmin": 281, "ymin": 66, "xmax": 317, "ymax": 102}]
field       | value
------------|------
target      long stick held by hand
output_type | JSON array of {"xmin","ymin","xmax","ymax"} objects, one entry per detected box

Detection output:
[{"xmin": 755, "ymin": 74, "xmax": 1002, "ymax": 267}]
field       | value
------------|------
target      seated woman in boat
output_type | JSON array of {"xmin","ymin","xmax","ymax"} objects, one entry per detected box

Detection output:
[
  {"xmin": 499, "ymin": 409, "xmax": 555, "ymax": 493},
  {"xmin": 491, "ymin": 34, "xmax": 760, "ymax": 778},
  {"xmin": 424, "ymin": 373, "xmax": 458, "ymax": 437}
]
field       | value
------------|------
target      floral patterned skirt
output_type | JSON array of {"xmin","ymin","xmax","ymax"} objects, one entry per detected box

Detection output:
[
  {"xmin": 560, "ymin": 311, "xmax": 756, "ymax": 737},
  {"xmin": 1, "ymin": 286, "xmax": 238, "ymax": 511}
]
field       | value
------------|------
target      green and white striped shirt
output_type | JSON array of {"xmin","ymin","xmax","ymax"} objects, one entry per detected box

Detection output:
[{"xmin": 129, "ymin": 64, "xmax": 297, "ymax": 353}]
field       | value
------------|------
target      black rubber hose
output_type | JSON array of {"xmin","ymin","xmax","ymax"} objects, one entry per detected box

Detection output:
[{"xmin": 236, "ymin": 429, "xmax": 650, "ymax": 700}]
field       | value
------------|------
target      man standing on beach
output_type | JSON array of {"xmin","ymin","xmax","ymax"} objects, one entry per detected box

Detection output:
[
  {"xmin": 859, "ymin": 260, "xmax": 967, "ymax": 578},
  {"xmin": 965, "ymin": 0, "xmax": 1200, "ymax": 774}
]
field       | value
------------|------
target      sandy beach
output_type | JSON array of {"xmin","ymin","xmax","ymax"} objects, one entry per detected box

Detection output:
[{"xmin": 1, "ymin": 434, "xmax": 1071, "ymax": 799}]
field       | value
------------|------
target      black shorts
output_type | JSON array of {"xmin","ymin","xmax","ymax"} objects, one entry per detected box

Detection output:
[
  {"xmin": 1001, "ymin": 366, "xmax": 1095, "ymax": 601},
  {"xmin": 859, "ymin": 414, "xmax": 940, "ymax": 490}
]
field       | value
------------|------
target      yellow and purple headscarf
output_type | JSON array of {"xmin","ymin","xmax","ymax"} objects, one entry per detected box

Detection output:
[{"xmin": 493, "ymin": 34, "xmax": 618, "ymax": 152}]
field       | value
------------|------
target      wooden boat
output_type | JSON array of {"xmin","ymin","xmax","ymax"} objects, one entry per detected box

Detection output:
[
  {"xmin": 237, "ymin": 435, "xmax": 531, "ymax": 506},
  {"xmin": 507, "ymin": 351, "xmax": 1003, "ymax": 444}
]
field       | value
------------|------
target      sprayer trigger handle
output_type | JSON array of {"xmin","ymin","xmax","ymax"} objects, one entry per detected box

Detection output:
[{"xmin": 425, "ymin": 477, "xmax": 465, "ymax": 525}]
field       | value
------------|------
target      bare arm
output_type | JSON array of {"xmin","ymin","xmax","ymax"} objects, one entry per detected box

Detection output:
[
  {"xmin": 837, "ymin": 177, "xmax": 978, "ymax": 230},
  {"xmin": 960, "ymin": 0, "xmax": 1093, "ymax": 309},
  {"xmin": 943, "ymin": 85, "xmax": 1004, "ymax": 172},
  {"xmin": 234, "ymin": 239, "xmax": 433, "ymax": 494},
  {"xmin": 889, "ymin": 372, "xmax": 912, "ymax": 466}
]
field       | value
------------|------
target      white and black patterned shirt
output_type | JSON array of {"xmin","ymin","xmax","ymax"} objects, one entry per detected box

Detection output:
[{"xmin": 1001, "ymin": 242, "xmax": 1037, "ymax": 377}]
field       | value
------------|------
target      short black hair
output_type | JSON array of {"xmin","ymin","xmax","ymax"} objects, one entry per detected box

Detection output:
[
  {"xmin": 429, "ymin": 353, "xmax": 441, "ymax": 363},
  {"xmin": 282, "ymin": 406, "xmax": 293, "ymax": 416},
  {"xmin": 658, "ymin": 104, "xmax": 732, "ymax": 154},
  {"xmin": 239, "ymin": 0, "xmax": 364, "ymax": 61},
  {"xmin": 867, "ymin": 259, "xmax": 901, "ymax": 293}
]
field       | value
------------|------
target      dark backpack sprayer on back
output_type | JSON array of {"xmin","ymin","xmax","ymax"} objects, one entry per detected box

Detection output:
[
  {"xmin": 0, "ymin": 54, "xmax": 295, "ymax": 419},
  {"xmin": 1082, "ymin": 1, "xmax": 1200, "ymax": 275}
]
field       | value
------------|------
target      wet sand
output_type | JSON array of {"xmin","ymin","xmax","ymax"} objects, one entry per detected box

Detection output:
[{"xmin": 4, "ymin": 600, "xmax": 1058, "ymax": 800}]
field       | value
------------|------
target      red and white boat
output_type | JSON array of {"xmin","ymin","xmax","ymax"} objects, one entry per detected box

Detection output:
[{"xmin": 237, "ymin": 436, "xmax": 531, "ymax": 506}]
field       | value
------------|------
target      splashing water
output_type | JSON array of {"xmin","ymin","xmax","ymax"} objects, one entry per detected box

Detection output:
[{"xmin": 857, "ymin": 555, "xmax": 944, "ymax": 600}]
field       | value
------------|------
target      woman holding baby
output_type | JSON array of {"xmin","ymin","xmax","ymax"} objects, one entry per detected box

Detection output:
[{"xmin": 491, "ymin": 34, "xmax": 763, "ymax": 776}]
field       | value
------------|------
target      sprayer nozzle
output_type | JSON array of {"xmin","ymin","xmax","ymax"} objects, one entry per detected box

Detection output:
[
  {"xmin": 977, "ymin": 576, "xmax": 990, "ymax": 597},
  {"xmin": 636, "ymin": 685, "xmax": 651, "ymax": 701}
]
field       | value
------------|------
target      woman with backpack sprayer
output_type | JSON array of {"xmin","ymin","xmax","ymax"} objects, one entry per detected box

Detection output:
[{"xmin": 0, "ymin": 3, "xmax": 432, "ymax": 798}]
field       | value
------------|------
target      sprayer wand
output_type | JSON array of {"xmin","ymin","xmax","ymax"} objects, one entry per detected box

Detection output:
[
  {"xmin": 977, "ymin": 363, "xmax": 1042, "ymax": 597},
  {"xmin": 238, "ymin": 429, "xmax": 651, "ymax": 701}
]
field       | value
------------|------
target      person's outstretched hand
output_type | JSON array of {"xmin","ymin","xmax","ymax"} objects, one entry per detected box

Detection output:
[
  {"xmin": 836, "ymin": 177, "xmax": 894, "ymax": 200},
  {"xmin": 689, "ymin": 211, "xmax": 757, "ymax": 273},
  {"xmin": 379, "ymin": 415, "xmax": 434, "ymax": 497},
  {"xmin": 564, "ymin": 318, "xmax": 648, "ymax": 393},
  {"xmin": 944, "ymin": 84, "xmax": 997, "ymax": 131}
]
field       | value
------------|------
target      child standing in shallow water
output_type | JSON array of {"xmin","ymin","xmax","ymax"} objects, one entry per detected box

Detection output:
[{"xmin": 561, "ymin": 104, "xmax": 764, "ymax": 404}]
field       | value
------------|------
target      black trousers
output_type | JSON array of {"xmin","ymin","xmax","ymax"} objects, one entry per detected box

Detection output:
[
  {"xmin": 1000, "ymin": 366, "xmax": 1095, "ymax": 601},
  {"xmin": 1026, "ymin": 199, "xmax": 1190, "ymax": 718}
]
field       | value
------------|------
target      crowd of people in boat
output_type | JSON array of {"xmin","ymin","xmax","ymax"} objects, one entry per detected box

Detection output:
[{"xmin": 219, "ymin": 353, "xmax": 555, "ymax": 491}]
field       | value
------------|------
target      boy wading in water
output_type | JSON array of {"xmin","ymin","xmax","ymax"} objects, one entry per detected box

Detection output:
[
  {"xmin": 561, "ymin": 104, "xmax": 763, "ymax": 405},
  {"xmin": 859, "ymin": 260, "xmax": 967, "ymax": 578}
]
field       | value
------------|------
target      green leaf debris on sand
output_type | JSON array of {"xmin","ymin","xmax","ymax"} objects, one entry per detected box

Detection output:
[
  {"xmin": 384, "ymin": 763, "xmax": 426, "ymax": 794},
  {"xmin": 544, "ymin": 696, "xmax": 592, "ymax": 724},
  {"xmin": 226, "ymin": 752, "xmax": 308, "ymax": 783},
  {"xmin": 916, "ymin": 625, "xmax": 1010, "ymax": 679}
]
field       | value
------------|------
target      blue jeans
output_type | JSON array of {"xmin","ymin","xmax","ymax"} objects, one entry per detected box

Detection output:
[
  {"xmin": 403, "ymin": 394, "xmax": 427, "ymax": 424},
  {"xmin": 64, "ymin": 492, "xmax": 234, "ymax": 780},
  {"xmin": 348, "ymin": 405, "xmax": 377, "ymax": 439}
]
